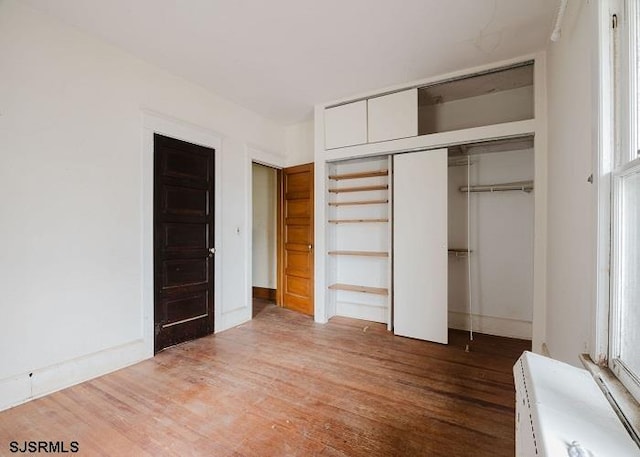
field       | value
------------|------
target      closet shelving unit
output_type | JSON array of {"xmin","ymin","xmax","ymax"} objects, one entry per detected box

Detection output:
[{"xmin": 327, "ymin": 157, "xmax": 392, "ymax": 325}]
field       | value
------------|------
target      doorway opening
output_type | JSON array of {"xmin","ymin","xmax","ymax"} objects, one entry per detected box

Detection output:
[
  {"xmin": 252, "ymin": 163, "xmax": 279, "ymax": 317},
  {"xmin": 251, "ymin": 162, "xmax": 315, "ymax": 319}
]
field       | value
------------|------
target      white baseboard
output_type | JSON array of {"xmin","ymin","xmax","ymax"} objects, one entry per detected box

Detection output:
[
  {"xmin": 448, "ymin": 311, "xmax": 532, "ymax": 340},
  {"xmin": 0, "ymin": 339, "xmax": 151, "ymax": 412},
  {"xmin": 218, "ymin": 306, "xmax": 251, "ymax": 333}
]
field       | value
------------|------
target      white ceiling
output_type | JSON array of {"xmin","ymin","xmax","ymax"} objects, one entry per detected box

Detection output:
[{"xmin": 23, "ymin": 0, "xmax": 558, "ymax": 125}]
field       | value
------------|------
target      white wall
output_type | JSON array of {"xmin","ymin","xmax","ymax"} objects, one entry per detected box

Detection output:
[
  {"xmin": 252, "ymin": 164, "xmax": 277, "ymax": 289},
  {"xmin": 285, "ymin": 120, "xmax": 314, "ymax": 166},
  {"xmin": 545, "ymin": 0, "xmax": 596, "ymax": 365},
  {"xmin": 448, "ymin": 149, "xmax": 534, "ymax": 339},
  {"xmin": 0, "ymin": 0, "xmax": 285, "ymax": 410}
]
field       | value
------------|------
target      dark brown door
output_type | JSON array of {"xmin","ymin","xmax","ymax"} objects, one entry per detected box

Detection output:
[
  {"xmin": 281, "ymin": 163, "xmax": 314, "ymax": 316},
  {"xmin": 154, "ymin": 134, "xmax": 215, "ymax": 353}
]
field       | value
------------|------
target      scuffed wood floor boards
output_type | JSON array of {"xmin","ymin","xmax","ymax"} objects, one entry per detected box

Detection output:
[{"xmin": 0, "ymin": 303, "xmax": 530, "ymax": 456}]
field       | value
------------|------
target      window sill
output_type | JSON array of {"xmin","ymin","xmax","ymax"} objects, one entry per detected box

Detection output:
[{"xmin": 580, "ymin": 354, "xmax": 640, "ymax": 446}]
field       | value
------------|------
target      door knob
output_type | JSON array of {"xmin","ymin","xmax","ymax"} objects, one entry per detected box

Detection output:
[
  {"xmin": 308, "ymin": 244, "xmax": 313, "ymax": 251},
  {"xmin": 208, "ymin": 247, "xmax": 216, "ymax": 257}
]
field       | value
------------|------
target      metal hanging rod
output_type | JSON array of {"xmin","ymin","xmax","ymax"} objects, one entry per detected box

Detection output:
[{"xmin": 460, "ymin": 180, "xmax": 534, "ymax": 193}]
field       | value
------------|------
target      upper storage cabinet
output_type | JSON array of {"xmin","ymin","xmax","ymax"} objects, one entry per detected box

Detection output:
[
  {"xmin": 418, "ymin": 62, "xmax": 534, "ymax": 135},
  {"xmin": 323, "ymin": 61, "xmax": 534, "ymax": 150},
  {"xmin": 367, "ymin": 89, "xmax": 418, "ymax": 143},
  {"xmin": 324, "ymin": 100, "xmax": 368, "ymax": 149}
]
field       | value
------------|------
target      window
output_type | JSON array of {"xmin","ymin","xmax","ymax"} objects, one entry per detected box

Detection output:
[{"xmin": 610, "ymin": 0, "xmax": 640, "ymax": 402}]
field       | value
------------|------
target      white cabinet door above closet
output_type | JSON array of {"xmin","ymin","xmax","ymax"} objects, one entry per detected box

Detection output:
[
  {"xmin": 368, "ymin": 89, "xmax": 417, "ymax": 143},
  {"xmin": 324, "ymin": 101, "xmax": 368, "ymax": 149},
  {"xmin": 393, "ymin": 148, "xmax": 448, "ymax": 344}
]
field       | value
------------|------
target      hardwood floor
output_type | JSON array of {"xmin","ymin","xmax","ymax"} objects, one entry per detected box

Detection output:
[
  {"xmin": 252, "ymin": 297, "xmax": 272, "ymax": 318},
  {"xmin": 0, "ymin": 304, "xmax": 530, "ymax": 456}
]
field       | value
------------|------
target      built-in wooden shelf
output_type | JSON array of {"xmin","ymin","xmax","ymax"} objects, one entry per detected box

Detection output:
[
  {"xmin": 328, "ymin": 199, "xmax": 389, "ymax": 207},
  {"xmin": 328, "ymin": 170, "xmax": 388, "ymax": 181},
  {"xmin": 328, "ymin": 250, "xmax": 389, "ymax": 257},
  {"xmin": 328, "ymin": 218, "xmax": 389, "ymax": 224},
  {"xmin": 328, "ymin": 283, "xmax": 389, "ymax": 296},
  {"xmin": 329, "ymin": 185, "xmax": 388, "ymax": 193}
]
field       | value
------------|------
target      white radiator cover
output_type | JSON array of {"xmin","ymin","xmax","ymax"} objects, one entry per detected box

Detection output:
[{"xmin": 514, "ymin": 351, "xmax": 639, "ymax": 456}]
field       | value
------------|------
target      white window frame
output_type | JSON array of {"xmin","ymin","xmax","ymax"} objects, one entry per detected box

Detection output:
[
  {"xmin": 610, "ymin": 160, "xmax": 640, "ymax": 402},
  {"xmin": 608, "ymin": 0, "xmax": 640, "ymax": 403}
]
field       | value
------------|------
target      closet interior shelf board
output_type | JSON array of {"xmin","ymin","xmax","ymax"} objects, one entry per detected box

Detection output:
[
  {"xmin": 328, "ymin": 219, "xmax": 389, "ymax": 224},
  {"xmin": 328, "ymin": 199, "xmax": 389, "ymax": 206},
  {"xmin": 460, "ymin": 180, "xmax": 534, "ymax": 193},
  {"xmin": 328, "ymin": 251, "xmax": 389, "ymax": 257},
  {"xmin": 328, "ymin": 283, "xmax": 389, "ymax": 296},
  {"xmin": 329, "ymin": 170, "xmax": 388, "ymax": 180},
  {"xmin": 329, "ymin": 185, "xmax": 389, "ymax": 193}
]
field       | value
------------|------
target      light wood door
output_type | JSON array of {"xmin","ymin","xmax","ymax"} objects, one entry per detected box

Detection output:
[
  {"xmin": 281, "ymin": 163, "xmax": 314, "ymax": 316},
  {"xmin": 393, "ymin": 149, "xmax": 448, "ymax": 343},
  {"xmin": 153, "ymin": 134, "xmax": 215, "ymax": 352}
]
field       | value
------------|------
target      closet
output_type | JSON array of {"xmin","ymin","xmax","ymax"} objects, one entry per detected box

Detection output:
[
  {"xmin": 324, "ymin": 61, "xmax": 533, "ymax": 149},
  {"xmin": 447, "ymin": 137, "xmax": 534, "ymax": 340},
  {"xmin": 321, "ymin": 59, "xmax": 538, "ymax": 344},
  {"xmin": 391, "ymin": 137, "xmax": 534, "ymax": 343}
]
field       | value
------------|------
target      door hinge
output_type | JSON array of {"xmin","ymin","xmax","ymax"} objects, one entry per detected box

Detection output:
[{"xmin": 613, "ymin": 14, "xmax": 618, "ymax": 29}]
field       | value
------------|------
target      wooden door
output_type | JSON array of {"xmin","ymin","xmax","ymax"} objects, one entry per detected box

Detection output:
[
  {"xmin": 154, "ymin": 134, "xmax": 215, "ymax": 352},
  {"xmin": 281, "ymin": 163, "xmax": 314, "ymax": 316},
  {"xmin": 393, "ymin": 149, "xmax": 448, "ymax": 344}
]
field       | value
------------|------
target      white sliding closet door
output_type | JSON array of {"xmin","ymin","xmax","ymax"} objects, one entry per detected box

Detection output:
[{"xmin": 393, "ymin": 149, "xmax": 448, "ymax": 344}]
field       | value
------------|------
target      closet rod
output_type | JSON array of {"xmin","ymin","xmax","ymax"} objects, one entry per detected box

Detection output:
[{"xmin": 459, "ymin": 180, "xmax": 533, "ymax": 193}]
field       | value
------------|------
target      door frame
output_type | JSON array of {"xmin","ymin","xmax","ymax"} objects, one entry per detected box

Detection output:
[
  {"xmin": 246, "ymin": 148, "xmax": 287, "ymax": 313},
  {"xmin": 142, "ymin": 111, "xmax": 222, "ymax": 357},
  {"xmin": 249, "ymin": 160, "xmax": 284, "ymax": 307}
]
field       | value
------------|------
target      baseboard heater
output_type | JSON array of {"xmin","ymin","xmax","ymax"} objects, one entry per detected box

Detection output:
[{"xmin": 514, "ymin": 351, "xmax": 639, "ymax": 456}]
